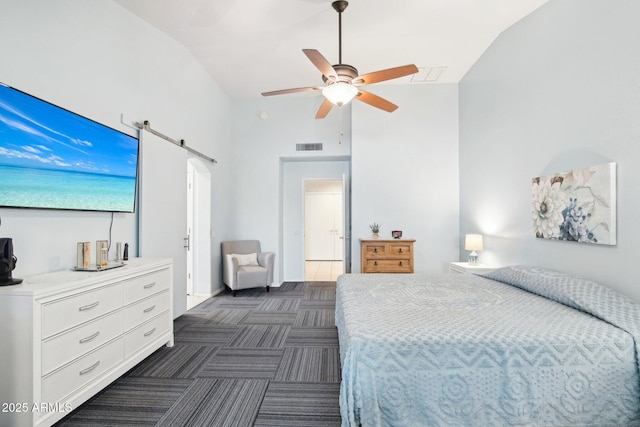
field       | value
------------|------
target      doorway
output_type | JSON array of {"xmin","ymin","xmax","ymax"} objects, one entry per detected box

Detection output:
[
  {"xmin": 186, "ymin": 158, "xmax": 212, "ymax": 310},
  {"xmin": 304, "ymin": 180, "xmax": 345, "ymax": 281},
  {"xmin": 280, "ymin": 159, "xmax": 351, "ymax": 282}
]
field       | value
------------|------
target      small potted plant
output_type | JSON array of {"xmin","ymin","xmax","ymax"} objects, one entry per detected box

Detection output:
[{"xmin": 370, "ymin": 222, "xmax": 380, "ymax": 239}]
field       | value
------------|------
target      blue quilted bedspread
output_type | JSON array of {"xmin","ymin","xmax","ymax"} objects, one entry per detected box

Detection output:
[{"xmin": 335, "ymin": 266, "xmax": 640, "ymax": 426}]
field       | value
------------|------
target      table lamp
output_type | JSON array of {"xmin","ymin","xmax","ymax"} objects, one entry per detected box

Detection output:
[{"xmin": 464, "ymin": 234, "xmax": 483, "ymax": 266}]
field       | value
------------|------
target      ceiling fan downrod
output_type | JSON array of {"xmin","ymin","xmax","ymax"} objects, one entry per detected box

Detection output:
[{"xmin": 332, "ymin": 1, "xmax": 349, "ymax": 64}]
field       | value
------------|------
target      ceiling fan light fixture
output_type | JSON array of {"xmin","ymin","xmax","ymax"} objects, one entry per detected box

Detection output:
[{"xmin": 322, "ymin": 82, "xmax": 358, "ymax": 106}]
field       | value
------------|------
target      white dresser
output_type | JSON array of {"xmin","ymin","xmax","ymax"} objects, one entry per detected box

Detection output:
[{"xmin": 0, "ymin": 258, "xmax": 174, "ymax": 427}]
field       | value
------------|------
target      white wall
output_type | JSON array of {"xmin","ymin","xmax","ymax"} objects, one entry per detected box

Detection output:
[
  {"xmin": 0, "ymin": 1, "xmax": 231, "ymax": 312},
  {"xmin": 230, "ymin": 95, "xmax": 351, "ymax": 283},
  {"xmin": 459, "ymin": 0, "xmax": 640, "ymax": 299},
  {"xmin": 351, "ymin": 84, "xmax": 460, "ymax": 272}
]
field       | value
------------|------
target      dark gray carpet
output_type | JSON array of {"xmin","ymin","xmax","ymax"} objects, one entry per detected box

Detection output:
[{"xmin": 55, "ymin": 281, "xmax": 341, "ymax": 427}]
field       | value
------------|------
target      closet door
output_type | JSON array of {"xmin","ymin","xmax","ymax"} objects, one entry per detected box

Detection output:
[
  {"xmin": 305, "ymin": 193, "xmax": 334, "ymax": 260},
  {"xmin": 332, "ymin": 193, "xmax": 344, "ymax": 260},
  {"xmin": 138, "ymin": 130, "xmax": 188, "ymax": 317},
  {"xmin": 305, "ymin": 192, "xmax": 343, "ymax": 261}
]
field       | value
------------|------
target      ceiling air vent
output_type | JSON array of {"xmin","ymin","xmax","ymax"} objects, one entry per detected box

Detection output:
[
  {"xmin": 296, "ymin": 143, "xmax": 323, "ymax": 152},
  {"xmin": 410, "ymin": 67, "xmax": 447, "ymax": 83}
]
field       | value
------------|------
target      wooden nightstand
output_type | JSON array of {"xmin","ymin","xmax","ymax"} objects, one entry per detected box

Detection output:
[
  {"xmin": 361, "ymin": 239, "xmax": 415, "ymax": 273},
  {"xmin": 448, "ymin": 261, "xmax": 496, "ymax": 274}
]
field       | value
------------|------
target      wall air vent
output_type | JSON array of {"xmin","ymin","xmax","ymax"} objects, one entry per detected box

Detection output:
[{"xmin": 296, "ymin": 143, "xmax": 323, "ymax": 151}]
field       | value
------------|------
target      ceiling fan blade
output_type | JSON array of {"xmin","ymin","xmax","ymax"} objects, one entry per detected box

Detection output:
[
  {"xmin": 315, "ymin": 98, "xmax": 334, "ymax": 119},
  {"xmin": 261, "ymin": 86, "xmax": 321, "ymax": 97},
  {"xmin": 353, "ymin": 64, "xmax": 419, "ymax": 86},
  {"xmin": 303, "ymin": 49, "xmax": 338, "ymax": 82},
  {"xmin": 355, "ymin": 90, "xmax": 398, "ymax": 113}
]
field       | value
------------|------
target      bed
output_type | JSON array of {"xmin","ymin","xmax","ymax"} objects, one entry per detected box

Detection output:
[{"xmin": 335, "ymin": 265, "xmax": 640, "ymax": 426}]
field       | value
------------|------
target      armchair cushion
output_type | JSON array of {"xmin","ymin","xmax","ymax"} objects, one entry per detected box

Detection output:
[{"xmin": 230, "ymin": 252, "xmax": 258, "ymax": 266}]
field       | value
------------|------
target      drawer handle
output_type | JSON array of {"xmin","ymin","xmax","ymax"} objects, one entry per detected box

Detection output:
[
  {"xmin": 79, "ymin": 331, "xmax": 100, "ymax": 344},
  {"xmin": 374, "ymin": 261, "xmax": 378, "ymax": 266},
  {"xmin": 398, "ymin": 248, "xmax": 403, "ymax": 253},
  {"xmin": 399, "ymin": 261, "xmax": 403, "ymax": 266},
  {"xmin": 144, "ymin": 327, "xmax": 157, "ymax": 337},
  {"xmin": 143, "ymin": 305, "xmax": 156, "ymax": 313},
  {"xmin": 374, "ymin": 248, "xmax": 378, "ymax": 253},
  {"xmin": 79, "ymin": 301, "xmax": 99, "ymax": 311},
  {"xmin": 79, "ymin": 361, "xmax": 100, "ymax": 376},
  {"xmin": 143, "ymin": 282, "xmax": 157, "ymax": 289}
]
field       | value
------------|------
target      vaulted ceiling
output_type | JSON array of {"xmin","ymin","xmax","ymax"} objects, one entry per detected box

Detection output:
[{"xmin": 114, "ymin": 0, "xmax": 547, "ymax": 100}]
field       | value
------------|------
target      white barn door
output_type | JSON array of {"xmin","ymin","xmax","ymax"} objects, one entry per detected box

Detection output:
[{"xmin": 138, "ymin": 130, "xmax": 188, "ymax": 318}]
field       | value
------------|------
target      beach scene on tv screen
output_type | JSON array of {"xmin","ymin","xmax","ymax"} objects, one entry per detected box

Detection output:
[{"xmin": 0, "ymin": 85, "xmax": 138, "ymax": 212}]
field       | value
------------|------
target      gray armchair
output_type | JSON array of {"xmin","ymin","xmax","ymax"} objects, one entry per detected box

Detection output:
[{"xmin": 221, "ymin": 240, "xmax": 275, "ymax": 296}]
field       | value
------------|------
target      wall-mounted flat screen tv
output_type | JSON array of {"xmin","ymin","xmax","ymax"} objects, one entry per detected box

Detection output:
[{"xmin": 0, "ymin": 83, "xmax": 139, "ymax": 213}]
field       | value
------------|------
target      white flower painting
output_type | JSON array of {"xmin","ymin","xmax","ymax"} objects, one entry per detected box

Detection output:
[{"xmin": 532, "ymin": 162, "xmax": 616, "ymax": 245}]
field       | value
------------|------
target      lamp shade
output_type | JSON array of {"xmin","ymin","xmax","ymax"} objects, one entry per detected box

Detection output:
[
  {"xmin": 464, "ymin": 234, "xmax": 483, "ymax": 251},
  {"xmin": 322, "ymin": 83, "xmax": 358, "ymax": 106}
]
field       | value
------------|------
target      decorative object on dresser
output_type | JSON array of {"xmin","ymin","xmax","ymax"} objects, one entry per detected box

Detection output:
[
  {"xmin": 369, "ymin": 222, "xmax": 380, "ymax": 239},
  {"xmin": 464, "ymin": 234, "xmax": 483, "ymax": 265},
  {"xmin": 0, "ymin": 237, "xmax": 22, "ymax": 286},
  {"xmin": 75, "ymin": 240, "xmax": 124, "ymax": 272},
  {"xmin": 448, "ymin": 261, "xmax": 496, "ymax": 274},
  {"xmin": 360, "ymin": 238, "xmax": 415, "ymax": 273},
  {"xmin": 391, "ymin": 230, "xmax": 402, "ymax": 239},
  {"xmin": 0, "ymin": 258, "xmax": 174, "ymax": 427}
]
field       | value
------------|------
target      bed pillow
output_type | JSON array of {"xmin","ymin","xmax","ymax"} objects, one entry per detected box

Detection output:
[
  {"xmin": 482, "ymin": 265, "xmax": 640, "ymax": 338},
  {"xmin": 231, "ymin": 253, "xmax": 259, "ymax": 266}
]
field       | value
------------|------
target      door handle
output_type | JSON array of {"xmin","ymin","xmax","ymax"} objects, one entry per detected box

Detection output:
[{"xmin": 184, "ymin": 235, "xmax": 190, "ymax": 250}]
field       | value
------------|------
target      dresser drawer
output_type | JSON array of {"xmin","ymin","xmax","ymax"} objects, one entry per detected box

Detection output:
[
  {"xmin": 388, "ymin": 243, "xmax": 412, "ymax": 257},
  {"xmin": 42, "ymin": 338, "xmax": 124, "ymax": 404},
  {"xmin": 124, "ymin": 310, "xmax": 171, "ymax": 358},
  {"xmin": 123, "ymin": 269, "xmax": 170, "ymax": 305},
  {"xmin": 362, "ymin": 242, "xmax": 388, "ymax": 257},
  {"xmin": 123, "ymin": 290, "xmax": 170, "ymax": 331},
  {"xmin": 42, "ymin": 310, "xmax": 123, "ymax": 375},
  {"xmin": 363, "ymin": 258, "xmax": 412, "ymax": 273},
  {"xmin": 42, "ymin": 282, "xmax": 123, "ymax": 338}
]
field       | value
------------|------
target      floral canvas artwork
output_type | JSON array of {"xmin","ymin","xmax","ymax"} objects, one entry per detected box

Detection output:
[{"xmin": 532, "ymin": 162, "xmax": 616, "ymax": 245}]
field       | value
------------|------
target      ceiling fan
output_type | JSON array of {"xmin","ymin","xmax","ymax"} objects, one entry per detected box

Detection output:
[{"xmin": 261, "ymin": 0, "xmax": 419, "ymax": 119}]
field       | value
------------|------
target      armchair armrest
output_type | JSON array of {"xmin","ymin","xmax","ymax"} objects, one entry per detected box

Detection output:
[
  {"xmin": 223, "ymin": 254, "xmax": 240, "ymax": 288},
  {"xmin": 258, "ymin": 251, "xmax": 275, "ymax": 285}
]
